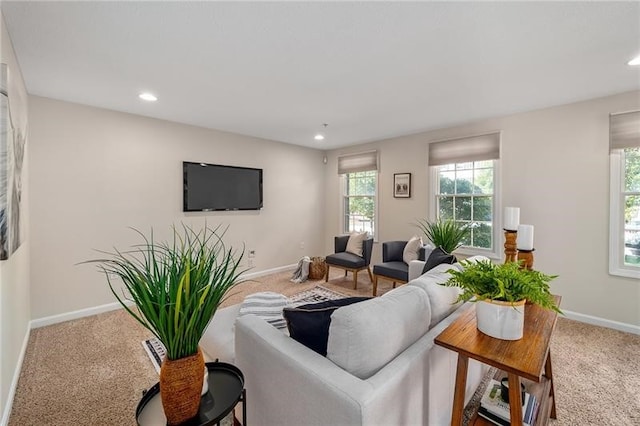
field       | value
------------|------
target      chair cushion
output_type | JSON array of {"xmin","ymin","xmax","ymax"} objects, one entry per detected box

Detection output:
[
  {"xmin": 422, "ymin": 246, "xmax": 457, "ymax": 274},
  {"xmin": 326, "ymin": 251, "xmax": 367, "ymax": 268},
  {"xmin": 403, "ymin": 235, "xmax": 423, "ymax": 264},
  {"xmin": 282, "ymin": 297, "xmax": 370, "ymax": 356},
  {"xmin": 345, "ymin": 231, "xmax": 367, "ymax": 257},
  {"xmin": 373, "ymin": 261, "xmax": 409, "ymax": 282},
  {"xmin": 326, "ymin": 285, "xmax": 431, "ymax": 379}
]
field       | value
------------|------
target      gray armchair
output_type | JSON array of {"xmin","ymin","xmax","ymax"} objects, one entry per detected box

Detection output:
[
  {"xmin": 325, "ymin": 235, "xmax": 374, "ymax": 289},
  {"xmin": 372, "ymin": 241, "xmax": 427, "ymax": 296}
]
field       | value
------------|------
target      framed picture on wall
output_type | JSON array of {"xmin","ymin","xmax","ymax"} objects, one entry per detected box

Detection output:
[{"xmin": 393, "ymin": 173, "xmax": 411, "ymax": 198}]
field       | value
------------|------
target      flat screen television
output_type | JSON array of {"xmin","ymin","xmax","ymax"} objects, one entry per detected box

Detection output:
[{"xmin": 183, "ymin": 161, "xmax": 263, "ymax": 212}]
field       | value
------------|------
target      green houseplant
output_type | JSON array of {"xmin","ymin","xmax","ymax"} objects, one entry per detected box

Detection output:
[
  {"xmin": 86, "ymin": 224, "xmax": 244, "ymax": 425},
  {"xmin": 443, "ymin": 259, "xmax": 560, "ymax": 340},
  {"xmin": 416, "ymin": 218, "xmax": 469, "ymax": 254}
]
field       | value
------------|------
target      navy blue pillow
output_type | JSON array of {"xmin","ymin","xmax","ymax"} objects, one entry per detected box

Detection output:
[
  {"xmin": 283, "ymin": 297, "xmax": 370, "ymax": 356},
  {"xmin": 422, "ymin": 246, "xmax": 456, "ymax": 274}
]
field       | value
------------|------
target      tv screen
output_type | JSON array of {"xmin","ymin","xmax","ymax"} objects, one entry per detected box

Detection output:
[{"xmin": 183, "ymin": 162, "xmax": 263, "ymax": 211}]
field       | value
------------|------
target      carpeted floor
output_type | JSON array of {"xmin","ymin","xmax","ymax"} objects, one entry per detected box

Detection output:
[{"xmin": 8, "ymin": 269, "xmax": 640, "ymax": 425}]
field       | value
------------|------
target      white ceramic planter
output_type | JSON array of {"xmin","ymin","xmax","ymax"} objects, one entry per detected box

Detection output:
[{"xmin": 476, "ymin": 299, "xmax": 525, "ymax": 340}]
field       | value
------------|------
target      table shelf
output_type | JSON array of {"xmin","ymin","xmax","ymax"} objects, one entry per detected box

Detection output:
[{"xmin": 471, "ymin": 370, "xmax": 553, "ymax": 426}]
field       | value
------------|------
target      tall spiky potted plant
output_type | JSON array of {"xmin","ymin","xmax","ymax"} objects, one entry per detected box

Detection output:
[
  {"xmin": 85, "ymin": 224, "xmax": 244, "ymax": 425},
  {"xmin": 416, "ymin": 218, "xmax": 469, "ymax": 255}
]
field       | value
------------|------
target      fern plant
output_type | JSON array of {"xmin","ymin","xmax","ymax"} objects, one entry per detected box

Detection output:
[
  {"xmin": 443, "ymin": 259, "xmax": 561, "ymax": 313},
  {"xmin": 84, "ymin": 224, "xmax": 245, "ymax": 360},
  {"xmin": 416, "ymin": 218, "xmax": 469, "ymax": 254}
]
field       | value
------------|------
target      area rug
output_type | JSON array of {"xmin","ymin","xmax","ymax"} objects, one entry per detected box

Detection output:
[
  {"xmin": 142, "ymin": 285, "xmax": 348, "ymax": 371},
  {"xmin": 463, "ymin": 367, "xmax": 498, "ymax": 425},
  {"xmin": 287, "ymin": 284, "xmax": 347, "ymax": 306}
]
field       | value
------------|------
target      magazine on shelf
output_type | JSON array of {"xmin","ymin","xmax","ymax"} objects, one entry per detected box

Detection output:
[{"xmin": 479, "ymin": 379, "xmax": 537, "ymax": 426}]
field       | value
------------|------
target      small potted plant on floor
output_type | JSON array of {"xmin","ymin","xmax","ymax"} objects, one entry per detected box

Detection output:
[
  {"xmin": 85, "ymin": 224, "xmax": 244, "ymax": 425},
  {"xmin": 442, "ymin": 259, "xmax": 560, "ymax": 340}
]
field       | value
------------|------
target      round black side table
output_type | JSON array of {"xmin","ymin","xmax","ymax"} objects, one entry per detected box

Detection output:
[{"xmin": 136, "ymin": 361, "xmax": 246, "ymax": 426}]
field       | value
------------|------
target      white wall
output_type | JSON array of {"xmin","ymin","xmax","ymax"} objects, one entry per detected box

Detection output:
[
  {"xmin": 324, "ymin": 90, "xmax": 640, "ymax": 328},
  {"xmin": 0, "ymin": 12, "xmax": 30, "ymax": 424},
  {"xmin": 28, "ymin": 96, "xmax": 326, "ymax": 320}
]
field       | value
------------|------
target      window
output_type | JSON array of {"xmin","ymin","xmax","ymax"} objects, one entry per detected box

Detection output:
[
  {"xmin": 343, "ymin": 170, "xmax": 377, "ymax": 235},
  {"xmin": 622, "ymin": 148, "xmax": 640, "ymax": 266},
  {"xmin": 429, "ymin": 132, "xmax": 501, "ymax": 257},
  {"xmin": 434, "ymin": 160, "xmax": 495, "ymax": 249},
  {"xmin": 338, "ymin": 151, "xmax": 378, "ymax": 237},
  {"xmin": 609, "ymin": 111, "xmax": 640, "ymax": 278}
]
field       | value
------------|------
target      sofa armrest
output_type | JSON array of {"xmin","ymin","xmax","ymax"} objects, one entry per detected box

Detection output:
[
  {"xmin": 200, "ymin": 304, "xmax": 241, "ymax": 363},
  {"xmin": 236, "ymin": 315, "xmax": 373, "ymax": 426},
  {"xmin": 409, "ymin": 259, "xmax": 427, "ymax": 281}
]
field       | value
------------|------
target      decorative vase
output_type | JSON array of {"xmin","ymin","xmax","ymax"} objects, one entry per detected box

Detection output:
[
  {"xmin": 476, "ymin": 299, "xmax": 525, "ymax": 340},
  {"xmin": 159, "ymin": 347, "xmax": 205, "ymax": 425}
]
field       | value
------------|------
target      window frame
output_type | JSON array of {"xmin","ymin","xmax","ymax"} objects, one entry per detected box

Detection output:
[
  {"xmin": 609, "ymin": 148, "xmax": 640, "ymax": 279},
  {"xmin": 340, "ymin": 170, "xmax": 378, "ymax": 240},
  {"xmin": 429, "ymin": 159, "xmax": 502, "ymax": 260}
]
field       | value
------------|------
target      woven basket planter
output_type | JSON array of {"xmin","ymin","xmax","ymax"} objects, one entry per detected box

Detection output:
[
  {"xmin": 308, "ymin": 257, "xmax": 327, "ymax": 280},
  {"xmin": 159, "ymin": 348, "xmax": 205, "ymax": 425}
]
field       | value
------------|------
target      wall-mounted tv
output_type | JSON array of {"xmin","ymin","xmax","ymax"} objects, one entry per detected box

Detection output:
[{"xmin": 183, "ymin": 161, "xmax": 263, "ymax": 212}]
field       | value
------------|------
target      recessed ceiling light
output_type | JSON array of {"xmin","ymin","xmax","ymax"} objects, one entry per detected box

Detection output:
[
  {"xmin": 628, "ymin": 55, "xmax": 640, "ymax": 66},
  {"xmin": 139, "ymin": 92, "xmax": 158, "ymax": 102},
  {"xmin": 314, "ymin": 123, "xmax": 328, "ymax": 141}
]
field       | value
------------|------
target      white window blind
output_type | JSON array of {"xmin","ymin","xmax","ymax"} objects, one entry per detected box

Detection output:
[
  {"xmin": 610, "ymin": 111, "xmax": 640, "ymax": 151},
  {"xmin": 337, "ymin": 151, "xmax": 378, "ymax": 175},
  {"xmin": 428, "ymin": 132, "xmax": 500, "ymax": 166}
]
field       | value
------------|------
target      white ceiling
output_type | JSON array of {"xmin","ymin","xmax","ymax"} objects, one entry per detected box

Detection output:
[{"xmin": 2, "ymin": 1, "xmax": 639, "ymax": 150}]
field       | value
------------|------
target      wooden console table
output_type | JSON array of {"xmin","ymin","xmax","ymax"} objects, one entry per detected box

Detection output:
[{"xmin": 434, "ymin": 296, "xmax": 561, "ymax": 426}]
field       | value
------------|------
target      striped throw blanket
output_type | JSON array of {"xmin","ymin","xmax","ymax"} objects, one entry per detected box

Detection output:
[{"xmin": 238, "ymin": 291, "xmax": 289, "ymax": 329}]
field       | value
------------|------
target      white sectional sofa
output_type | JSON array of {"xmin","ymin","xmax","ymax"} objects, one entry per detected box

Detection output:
[{"xmin": 219, "ymin": 256, "xmax": 490, "ymax": 426}]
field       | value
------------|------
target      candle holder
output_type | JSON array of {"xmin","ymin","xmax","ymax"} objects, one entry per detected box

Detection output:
[
  {"xmin": 517, "ymin": 248, "xmax": 534, "ymax": 270},
  {"xmin": 504, "ymin": 229, "xmax": 518, "ymax": 263}
]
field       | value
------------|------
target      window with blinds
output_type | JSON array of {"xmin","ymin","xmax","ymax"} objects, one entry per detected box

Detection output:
[
  {"xmin": 337, "ymin": 151, "xmax": 378, "ymax": 237},
  {"xmin": 609, "ymin": 111, "xmax": 640, "ymax": 278},
  {"xmin": 429, "ymin": 132, "xmax": 501, "ymax": 255}
]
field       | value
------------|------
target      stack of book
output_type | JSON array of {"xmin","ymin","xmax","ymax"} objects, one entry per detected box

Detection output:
[{"xmin": 478, "ymin": 379, "xmax": 538, "ymax": 426}]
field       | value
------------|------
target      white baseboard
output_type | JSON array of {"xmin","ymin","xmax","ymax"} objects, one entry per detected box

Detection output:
[
  {"xmin": 30, "ymin": 264, "xmax": 297, "ymax": 329},
  {"xmin": 30, "ymin": 300, "xmax": 134, "ymax": 329},
  {"xmin": 240, "ymin": 263, "xmax": 296, "ymax": 280},
  {"xmin": 563, "ymin": 309, "xmax": 640, "ymax": 335},
  {"xmin": 0, "ymin": 327, "xmax": 30, "ymax": 426}
]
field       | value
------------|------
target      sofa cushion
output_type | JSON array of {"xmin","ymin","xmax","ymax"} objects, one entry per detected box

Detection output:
[
  {"xmin": 283, "ymin": 297, "xmax": 370, "ymax": 356},
  {"xmin": 345, "ymin": 231, "xmax": 367, "ymax": 257},
  {"xmin": 373, "ymin": 261, "xmax": 408, "ymax": 281},
  {"xmin": 402, "ymin": 235, "xmax": 423, "ymax": 264},
  {"xmin": 238, "ymin": 292, "xmax": 289, "ymax": 330},
  {"xmin": 326, "ymin": 285, "xmax": 431, "ymax": 379},
  {"xmin": 408, "ymin": 264, "xmax": 463, "ymax": 329},
  {"xmin": 422, "ymin": 246, "xmax": 456, "ymax": 274}
]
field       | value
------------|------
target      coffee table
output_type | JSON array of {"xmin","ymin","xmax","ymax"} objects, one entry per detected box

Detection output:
[
  {"xmin": 434, "ymin": 296, "xmax": 560, "ymax": 426},
  {"xmin": 136, "ymin": 361, "xmax": 246, "ymax": 426}
]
